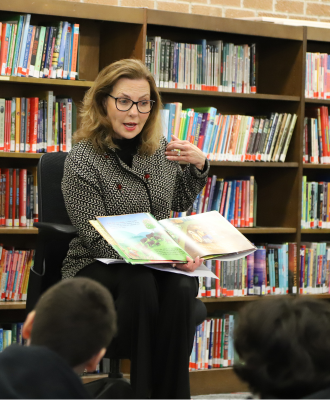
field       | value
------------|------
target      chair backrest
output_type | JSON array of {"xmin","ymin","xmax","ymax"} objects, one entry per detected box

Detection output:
[
  {"xmin": 26, "ymin": 153, "xmax": 71, "ymax": 312},
  {"xmin": 38, "ymin": 152, "xmax": 71, "ymax": 224}
]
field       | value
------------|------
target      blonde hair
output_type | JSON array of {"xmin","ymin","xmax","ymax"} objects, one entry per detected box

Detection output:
[{"xmin": 74, "ymin": 59, "xmax": 163, "ymax": 156}]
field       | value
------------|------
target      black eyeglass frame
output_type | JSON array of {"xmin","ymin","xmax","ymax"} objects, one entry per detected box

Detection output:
[{"xmin": 107, "ymin": 94, "xmax": 155, "ymax": 114}]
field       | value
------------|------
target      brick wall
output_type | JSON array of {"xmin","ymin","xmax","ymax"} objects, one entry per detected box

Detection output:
[{"xmin": 64, "ymin": 0, "xmax": 330, "ymax": 22}]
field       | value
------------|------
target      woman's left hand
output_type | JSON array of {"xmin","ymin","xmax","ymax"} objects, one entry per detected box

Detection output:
[
  {"xmin": 173, "ymin": 256, "xmax": 205, "ymax": 273},
  {"xmin": 165, "ymin": 135, "xmax": 206, "ymax": 170}
]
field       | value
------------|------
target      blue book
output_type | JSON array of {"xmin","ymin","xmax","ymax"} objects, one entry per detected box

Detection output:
[
  {"xmin": 67, "ymin": 25, "xmax": 75, "ymax": 80},
  {"xmin": 164, "ymin": 103, "xmax": 176, "ymax": 141},
  {"xmin": 56, "ymin": 21, "xmax": 69, "ymax": 78},
  {"xmin": 4, "ymin": 24, "xmax": 12, "ymax": 74},
  {"xmin": 254, "ymin": 248, "xmax": 266, "ymax": 295},
  {"xmin": 192, "ymin": 193, "xmax": 199, "ymax": 214},
  {"xmin": 247, "ymin": 253, "xmax": 254, "ymax": 295},
  {"xmin": 17, "ymin": 14, "xmax": 31, "ymax": 75},
  {"xmin": 20, "ymin": 98, "xmax": 26, "ymax": 153},
  {"xmin": 11, "ymin": 15, "xmax": 24, "ymax": 76},
  {"xmin": 0, "ymin": 329, "xmax": 3, "ymax": 352},
  {"xmin": 207, "ymin": 175, "xmax": 217, "ymax": 212},
  {"xmin": 228, "ymin": 180, "xmax": 237, "ymax": 225},
  {"xmin": 224, "ymin": 181, "xmax": 232, "ymax": 221},
  {"xmin": 196, "ymin": 189, "xmax": 204, "ymax": 214},
  {"xmin": 211, "ymin": 179, "xmax": 223, "ymax": 212},
  {"xmin": 42, "ymin": 26, "xmax": 54, "ymax": 78},
  {"xmin": 63, "ymin": 24, "xmax": 71, "ymax": 79},
  {"xmin": 20, "ymin": 24, "xmax": 33, "ymax": 76},
  {"xmin": 208, "ymin": 319, "xmax": 214, "ymax": 369},
  {"xmin": 193, "ymin": 113, "xmax": 203, "ymax": 147},
  {"xmin": 16, "ymin": 323, "xmax": 23, "ymax": 345},
  {"xmin": 219, "ymin": 115, "xmax": 230, "ymax": 156},
  {"xmin": 202, "ymin": 107, "xmax": 217, "ymax": 154}
]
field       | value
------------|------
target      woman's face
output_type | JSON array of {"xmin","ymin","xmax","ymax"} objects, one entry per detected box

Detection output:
[{"xmin": 105, "ymin": 77, "xmax": 151, "ymax": 140}]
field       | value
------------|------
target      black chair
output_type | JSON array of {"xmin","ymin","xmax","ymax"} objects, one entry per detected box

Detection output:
[{"xmin": 27, "ymin": 152, "xmax": 207, "ymax": 399}]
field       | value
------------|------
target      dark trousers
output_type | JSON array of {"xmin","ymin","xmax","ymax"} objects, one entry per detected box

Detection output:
[{"xmin": 76, "ymin": 261, "xmax": 198, "ymax": 399}]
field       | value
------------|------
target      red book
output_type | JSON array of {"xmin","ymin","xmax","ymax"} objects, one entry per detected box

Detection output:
[
  {"xmin": 25, "ymin": 98, "xmax": 31, "ymax": 153},
  {"xmin": 219, "ymin": 181, "xmax": 228, "ymax": 216},
  {"xmin": 1, "ymin": 250, "xmax": 11, "ymax": 299},
  {"xmin": 11, "ymin": 250, "xmax": 23, "ymax": 300},
  {"xmin": 2, "ymin": 169, "xmax": 10, "ymax": 227},
  {"xmin": 29, "ymin": 98, "xmax": 38, "ymax": 153},
  {"xmin": 215, "ymin": 260, "xmax": 220, "ymax": 298},
  {"xmin": 233, "ymin": 182, "xmax": 239, "ymax": 227},
  {"xmin": 70, "ymin": 24, "xmax": 79, "ymax": 80},
  {"xmin": 19, "ymin": 169, "xmax": 27, "ymax": 227},
  {"xmin": 0, "ymin": 24, "xmax": 9, "ymax": 76},
  {"xmin": 62, "ymin": 102, "xmax": 67, "ymax": 152},
  {"xmin": 6, "ymin": 250, "xmax": 19, "ymax": 299},
  {"xmin": 12, "ymin": 169, "xmax": 16, "ymax": 227},
  {"xmin": 4, "ymin": 100, "xmax": 10, "ymax": 152},
  {"xmin": 16, "ymin": 250, "xmax": 29, "ymax": 301},
  {"xmin": 241, "ymin": 180, "xmax": 246, "ymax": 227}
]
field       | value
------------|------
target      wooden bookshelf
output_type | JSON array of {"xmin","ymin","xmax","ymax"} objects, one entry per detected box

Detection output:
[
  {"xmin": 0, "ymin": 302, "xmax": 26, "ymax": 310},
  {"xmin": 0, "ymin": 1, "xmax": 327, "ymax": 395}
]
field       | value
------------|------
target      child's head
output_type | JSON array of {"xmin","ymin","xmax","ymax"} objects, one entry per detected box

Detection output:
[
  {"xmin": 23, "ymin": 277, "xmax": 117, "ymax": 371},
  {"xmin": 234, "ymin": 296, "xmax": 330, "ymax": 399}
]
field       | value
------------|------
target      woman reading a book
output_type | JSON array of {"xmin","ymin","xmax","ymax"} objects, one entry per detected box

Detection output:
[{"xmin": 61, "ymin": 59, "xmax": 209, "ymax": 399}]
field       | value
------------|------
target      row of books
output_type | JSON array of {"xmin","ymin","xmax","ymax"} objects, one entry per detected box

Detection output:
[
  {"xmin": 0, "ymin": 93, "xmax": 75, "ymax": 153},
  {"xmin": 161, "ymin": 104, "xmax": 297, "ymax": 162},
  {"xmin": 193, "ymin": 176, "xmax": 257, "ymax": 228},
  {"xmin": 0, "ymin": 168, "xmax": 37, "ymax": 228},
  {"xmin": 198, "ymin": 243, "xmax": 297, "ymax": 298},
  {"xmin": 189, "ymin": 315, "xmax": 237, "ymax": 371},
  {"xmin": 305, "ymin": 52, "xmax": 330, "ymax": 99},
  {"xmin": 303, "ymin": 107, "xmax": 330, "ymax": 164},
  {"xmin": 0, "ymin": 247, "xmax": 34, "ymax": 302},
  {"xmin": 0, "ymin": 14, "xmax": 80, "ymax": 80},
  {"xmin": 0, "ymin": 323, "xmax": 25, "ymax": 351},
  {"xmin": 301, "ymin": 178, "xmax": 330, "ymax": 229},
  {"xmin": 299, "ymin": 242, "xmax": 330, "ymax": 294},
  {"xmin": 146, "ymin": 36, "xmax": 257, "ymax": 93}
]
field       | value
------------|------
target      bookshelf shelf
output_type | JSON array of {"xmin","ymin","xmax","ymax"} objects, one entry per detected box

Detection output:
[
  {"xmin": 238, "ymin": 227, "xmax": 296, "ymax": 234},
  {"xmin": 0, "ymin": 227, "xmax": 38, "ymax": 234},
  {"xmin": 0, "ymin": 76, "xmax": 94, "ymax": 88},
  {"xmin": 159, "ymin": 88, "xmax": 300, "ymax": 102},
  {"xmin": 303, "ymin": 164, "xmax": 330, "ymax": 169},
  {"xmin": 305, "ymin": 98, "xmax": 330, "ymax": 105},
  {"xmin": 0, "ymin": 153, "xmax": 43, "ymax": 159},
  {"xmin": 0, "ymin": 302, "xmax": 26, "ymax": 310},
  {"xmin": 301, "ymin": 229, "xmax": 330, "ymax": 234},
  {"xmin": 207, "ymin": 161, "xmax": 299, "ymax": 168}
]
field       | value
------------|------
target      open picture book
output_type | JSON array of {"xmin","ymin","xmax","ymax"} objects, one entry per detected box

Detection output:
[{"xmin": 90, "ymin": 211, "xmax": 256, "ymax": 265}]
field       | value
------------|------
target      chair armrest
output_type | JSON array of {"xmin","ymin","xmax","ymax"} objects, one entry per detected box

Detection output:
[{"xmin": 34, "ymin": 222, "xmax": 78, "ymax": 238}]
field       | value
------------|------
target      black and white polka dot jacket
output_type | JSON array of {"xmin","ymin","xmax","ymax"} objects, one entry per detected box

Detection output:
[{"xmin": 61, "ymin": 137, "xmax": 209, "ymax": 279}]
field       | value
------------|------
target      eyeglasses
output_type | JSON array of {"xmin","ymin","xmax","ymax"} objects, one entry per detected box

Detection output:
[{"xmin": 107, "ymin": 94, "xmax": 155, "ymax": 114}]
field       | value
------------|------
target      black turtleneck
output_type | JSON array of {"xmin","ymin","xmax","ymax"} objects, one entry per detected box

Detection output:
[{"xmin": 113, "ymin": 134, "xmax": 141, "ymax": 168}]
